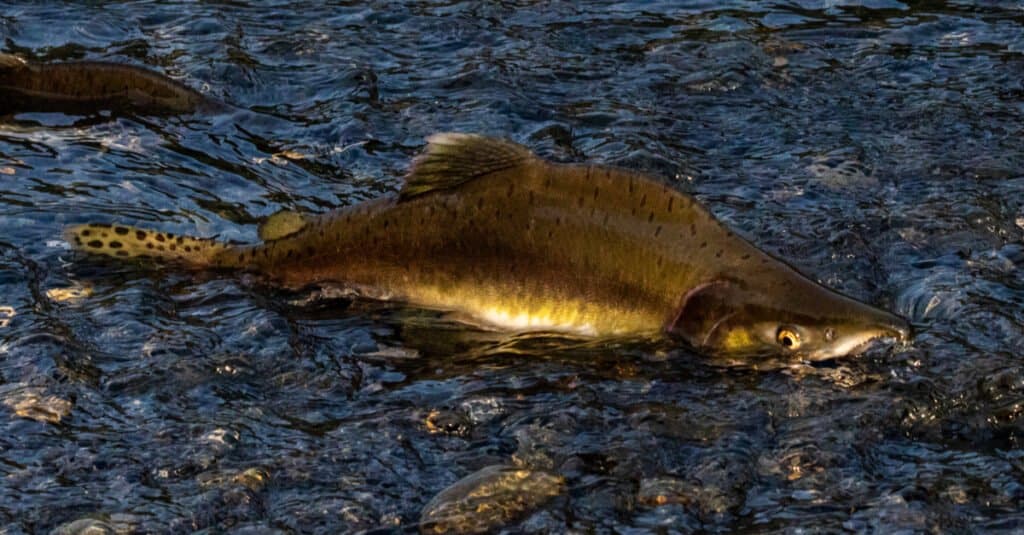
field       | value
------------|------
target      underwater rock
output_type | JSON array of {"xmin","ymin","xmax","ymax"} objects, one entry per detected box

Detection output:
[
  {"xmin": 49, "ymin": 518, "xmax": 115, "ymax": 535},
  {"xmin": 3, "ymin": 386, "xmax": 72, "ymax": 424},
  {"xmin": 419, "ymin": 465, "xmax": 565, "ymax": 534}
]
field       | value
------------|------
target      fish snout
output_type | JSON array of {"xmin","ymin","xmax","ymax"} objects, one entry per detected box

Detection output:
[
  {"xmin": 871, "ymin": 310, "xmax": 912, "ymax": 345},
  {"xmin": 887, "ymin": 318, "xmax": 912, "ymax": 344}
]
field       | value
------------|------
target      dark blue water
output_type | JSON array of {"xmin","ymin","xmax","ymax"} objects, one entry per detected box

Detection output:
[{"xmin": 2, "ymin": 1, "xmax": 1024, "ymax": 532}]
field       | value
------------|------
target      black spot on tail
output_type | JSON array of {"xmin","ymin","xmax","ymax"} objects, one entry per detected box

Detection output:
[
  {"xmin": 136, "ymin": 230, "xmax": 147, "ymax": 240},
  {"xmin": 81, "ymin": 229, "xmax": 91, "ymax": 237},
  {"xmin": 87, "ymin": 240, "xmax": 103, "ymax": 248},
  {"xmin": 155, "ymin": 234, "xmax": 166, "ymax": 242},
  {"xmin": 109, "ymin": 241, "xmax": 123, "ymax": 249},
  {"xmin": 115, "ymin": 227, "xmax": 129, "ymax": 235}
]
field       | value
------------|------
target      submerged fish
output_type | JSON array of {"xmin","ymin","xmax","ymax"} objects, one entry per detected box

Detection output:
[
  {"xmin": 0, "ymin": 52, "xmax": 216, "ymax": 116},
  {"xmin": 65, "ymin": 133, "xmax": 910, "ymax": 360}
]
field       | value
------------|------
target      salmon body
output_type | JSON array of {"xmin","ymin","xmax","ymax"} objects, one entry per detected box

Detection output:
[
  {"xmin": 0, "ymin": 53, "xmax": 213, "ymax": 115},
  {"xmin": 67, "ymin": 133, "xmax": 910, "ymax": 360}
]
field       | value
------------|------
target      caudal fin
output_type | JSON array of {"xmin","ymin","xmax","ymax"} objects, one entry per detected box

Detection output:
[{"xmin": 64, "ymin": 223, "xmax": 232, "ymax": 266}]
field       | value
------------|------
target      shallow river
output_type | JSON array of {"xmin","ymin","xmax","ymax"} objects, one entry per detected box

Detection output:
[{"xmin": 2, "ymin": 1, "xmax": 1024, "ymax": 532}]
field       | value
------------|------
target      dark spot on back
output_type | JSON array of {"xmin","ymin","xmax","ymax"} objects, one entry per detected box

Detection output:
[
  {"xmin": 176, "ymin": 236, "xmax": 184, "ymax": 244},
  {"xmin": 648, "ymin": 212, "xmax": 654, "ymax": 223},
  {"xmin": 136, "ymin": 230, "xmax": 146, "ymax": 240},
  {"xmin": 184, "ymin": 246, "xmax": 191, "ymax": 252},
  {"xmin": 640, "ymin": 194, "xmax": 647, "ymax": 207},
  {"xmin": 668, "ymin": 197, "xmax": 674, "ymax": 212},
  {"xmin": 82, "ymin": 229, "xmax": 91, "ymax": 237},
  {"xmin": 157, "ymin": 245, "xmax": 165, "ymax": 251},
  {"xmin": 700, "ymin": 241, "xmax": 707, "ymax": 248},
  {"xmin": 146, "ymin": 243, "xmax": 153, "ymax": 249},
  {"xmin": 741, "ymin": 254, "xmax": 750, "ymax": 260},
  {"xmin": 169, "ymin": 244, "xmax": 176, "ymax": 251},
  {"xmin": 155, "ymin": 234, "xmax": 165, "ymax": 242},
  {"xmin": 108, "ymin": 241, "xmax": 123, "ymax": 249},
  {"xmin": 654, "ymin": 225, "xmax": 662, "ymax": 237},
  {"xmin": 87, "ymin": 240, "xmax": 102, "ymax": 248},
  {"xmin": 716, "ymin": 249, "xmax": 723, "ymax": 258},
  {"xmin": 115, "ymin": 226, "xmax": 129, "ymax": 235}
]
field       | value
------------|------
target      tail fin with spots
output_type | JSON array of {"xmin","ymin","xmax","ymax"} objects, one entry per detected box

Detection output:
[{"xmin": 64, "ymin": 223, "xmax": 234, "ymax": 266}]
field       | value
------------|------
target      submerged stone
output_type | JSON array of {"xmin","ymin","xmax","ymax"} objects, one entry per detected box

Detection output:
[
  {"xmin": 49, "ymin": 518, "xmax": 115, "ymax": 535},
  {"xmin": 419, "ymin": 465, "xmax": 565, "ymax": 534},
  {"xmin": 3, "ymin": 386, "xmax": 72, "ymax": 424}
]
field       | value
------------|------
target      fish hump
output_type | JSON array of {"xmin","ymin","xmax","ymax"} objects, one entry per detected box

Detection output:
[
  {"xmin": 401, "ymin": 133, "xmax": 534, "ymax": 200},
  {"xmin": 258, "ymin": 210, "xmax": 309, "ymax": 241},
  {"xmin": 0, "ymin": 53, "xmax": 28, "ymax": 70}
]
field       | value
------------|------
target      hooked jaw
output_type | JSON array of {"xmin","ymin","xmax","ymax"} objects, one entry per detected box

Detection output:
[{"xmin": 807, "ymin": 311, "xmax": 912, "ymax": 361}]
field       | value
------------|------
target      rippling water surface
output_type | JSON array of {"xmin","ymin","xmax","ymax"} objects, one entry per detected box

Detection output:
[{"xmin": 2, "ymin": 1, "xmax": 1024, "ymax": 532}]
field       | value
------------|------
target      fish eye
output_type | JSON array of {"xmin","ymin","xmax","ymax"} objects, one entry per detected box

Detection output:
[{"xmin": 776, "ymin": 327, "xmax": 801, "ymax": 350}]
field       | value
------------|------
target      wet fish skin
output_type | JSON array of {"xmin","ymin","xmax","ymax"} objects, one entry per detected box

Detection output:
[
  {"xmin": 0, "ymin": 52, "xmax": 218, "ymax": 116},
  {"xmin": 65, "ymin": 133, "xmax": 910, "ymax": 361}
]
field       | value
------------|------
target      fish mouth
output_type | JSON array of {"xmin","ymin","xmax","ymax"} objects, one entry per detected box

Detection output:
[{"xmin": 809, "ymin": 319, "xmax": 912, "ymax": 361}]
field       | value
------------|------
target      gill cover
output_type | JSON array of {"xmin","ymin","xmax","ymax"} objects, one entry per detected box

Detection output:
[{"xmin": 669, "ymin": 280, "xmax": 760, "ymax": 355}]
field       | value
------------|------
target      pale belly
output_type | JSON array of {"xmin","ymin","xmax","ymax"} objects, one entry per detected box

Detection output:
[{"xmin": 400, "ymin": 282, "xmax": 665, "ymax": 337}]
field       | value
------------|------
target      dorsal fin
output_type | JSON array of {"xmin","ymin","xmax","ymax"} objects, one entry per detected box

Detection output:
[
  {"xmin": 0, "ymin": 53, "xmax": 29, "ymax": 71},
  {"xmin": 401, "ymin": 133, "xmax": 534, "ymax": 200},
  {"xmin": 258, "ymin": 210, "xmax": 308, "ymax": 241}
]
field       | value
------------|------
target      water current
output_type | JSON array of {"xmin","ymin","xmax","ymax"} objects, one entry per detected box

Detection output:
[{"xmin": 2, "ymin": 1, "xmax": 1024, "ymax": 532}]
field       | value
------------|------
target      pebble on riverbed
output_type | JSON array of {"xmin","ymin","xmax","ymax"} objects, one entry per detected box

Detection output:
[
  {"xmin": 3, "ymin": 386, "xmax": 72, "ymax": 424},
  {"xmin": 197, "ymin": 467, "xmax": 271, "ymax": 492},
  {"xmin": 419, "ymin": 465, "xmax": 565, "ymax": 534},
  {"xmin": 49, "ymin": 518, "xmax": 115, "ymax": 535}
]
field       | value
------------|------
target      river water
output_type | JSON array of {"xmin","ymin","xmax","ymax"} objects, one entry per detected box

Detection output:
[{"xmin": 1, "ymin": 1, "xmax": 1023, "ymax": 532}]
